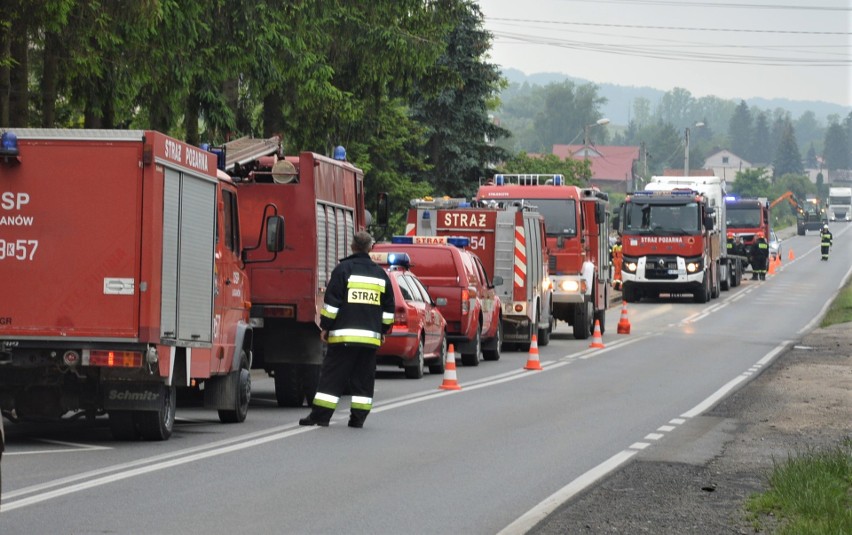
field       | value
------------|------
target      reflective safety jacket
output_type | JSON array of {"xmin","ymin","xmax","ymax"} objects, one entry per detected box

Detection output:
[
  {"xmin": 821, "ymin": 229, "xmax": 833, "ymax": 247},
  {"xmin": 320, "ymin": 252, "xmax": 395, "ymax": 347}
]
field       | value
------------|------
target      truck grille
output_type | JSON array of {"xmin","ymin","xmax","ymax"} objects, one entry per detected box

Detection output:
[{"xmin": 645, "ymin": 256, "xmax": 678, "ymax": 280}]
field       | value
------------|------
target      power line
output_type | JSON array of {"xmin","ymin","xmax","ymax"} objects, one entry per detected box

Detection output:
[
  {"xmin": 486, "ymin": 17, "xmax": 851, "ymax": 36},
  {"xmin": 545, "ymin": 0, "xmax": 851, "ymax": 11}
]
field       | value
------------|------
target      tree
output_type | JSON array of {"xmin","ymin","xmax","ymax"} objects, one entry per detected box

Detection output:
[
  {"xmin": 823, "ymin": 123, "xmax": 849, "ymax": 171},
  {"xmin": 631, "ymin": 97, "xmax": 651, "ymax": 127},
  {"xmin": 531, "ymin": 80, "xmax": 607, "ymax": 151},
  {"xmin": 731, "ymin": 168, "xmax": 770, "ymax": 197},
  {"xmin": 750, "ymin": 112, "xmax": 772, "ymax": 165},
  {"xmin": 772, "ymin": 120, "xmax": 804, "ymax": 178},
  {"xmin": 805, "ymin": 144, "xmax": 818, "ymax": 169},
  {"xmin": 657, "ymin": 87, "xmax": 693, "ymax": 128},
  {"xmin": 728, "ymin": 100, "xmax": 752, "ymax": 161},
  {"xmin": 409, "ymin": 1, "xmax": 510, "ymax": 197}
]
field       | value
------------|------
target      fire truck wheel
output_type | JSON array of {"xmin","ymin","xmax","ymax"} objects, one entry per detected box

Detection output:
[
  {"xmin": 483, "ymin": 320, "xmax": 502, "ymax": 361},
  {"xmin": 461, "ymin": 325, "xmax": 482, "ymax": 366},
  {"xmin": 538, "ymin": 316, "xmax": 552, "ymax": 347},
  {"xmin": 135, "ymin": 385, "xmax": 176, "ymax": 441},
  {"xmin": 710, "ymin": 263, "xmax": 721, "ymax": 298},
  {"xmin": 109, "ymin": 411, "xmax": 139, "ymax": 441},
  {"xmin": 219, "ymin": 351, "xmax": 251, "ymax": 423},
  {"xmin": 405, "ymin": 338, "xmax": 426, "ymax": 379},
  {"xmin": 694, "ymin": 274, "xmax": 710, "ymax": 303},
  {"xmin": 302, "ymin": 365, "xmax": 320, "ymax": 406},
  {"xmin": 274, "ymin": 364, "xmax": 306, "ymax": 407},
  {"xmin": 428, "ymin": 336, "xmax": 447, "ymax": 375},
  {"xmin": 573, "ymin": 301, "xmax": 593, "ymax": 340}
]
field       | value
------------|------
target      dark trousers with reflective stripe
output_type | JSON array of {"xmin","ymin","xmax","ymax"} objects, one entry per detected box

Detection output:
[{"xmin": 308, "ymin": 344, "xmax": 377, "ymax": 426}]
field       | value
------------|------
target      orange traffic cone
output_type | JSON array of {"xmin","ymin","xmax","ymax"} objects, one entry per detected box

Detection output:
[
  {"xmin": 439, "ymin": 344, "xmax": 462, "ymax": 390},
  {"xmin": 524, "ymin": 334, "xmax": 543, "ymax": 371},
  {"xmin": 617, "ymin": 301, "xmax": 631, "ymax": 335},
  {"xmin": 768, "ymin": 256, "xmax": 776, "ymax": 275},
  {"xmin": 589, "ymin": 319, "xmax": 605, "ymax": 348},
  {"xmin": 788, "ymin": 249, "xmax": 795, "ymax": 260}
]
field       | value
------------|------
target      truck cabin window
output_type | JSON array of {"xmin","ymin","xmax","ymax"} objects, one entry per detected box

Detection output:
[
  {"xmin": 726, "ymin": 206, "xmax": 761, "ymax": 227},
  {"xmin": 531, "ymin": 199, "xmax": 578, "ymax": 237},
  {"xmin": 624, "ymin": 202, "xmax": 700, "ymax": 234}
]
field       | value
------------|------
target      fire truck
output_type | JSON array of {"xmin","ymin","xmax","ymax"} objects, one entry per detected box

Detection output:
[
  {"xmin": 476, "ymin": 175, "xmax": 610, "ymax": 340},
  {"xmin": 725, "ymin": 196, "xmax": 770, "ymax": 269},
  {"xmin": 215, "ymin": 137, "xmax": 369, "ymax": 408},
  {"xmin": 0, "ymin": 129, "xmax": 283, "ymax": 440},
  {"xmin": 615, "ymin": 188, "xmax": 723, "ymax": 303},
  {"xmin": 405, "ymin": 197, "xmax": 552, "ymax": 349}
]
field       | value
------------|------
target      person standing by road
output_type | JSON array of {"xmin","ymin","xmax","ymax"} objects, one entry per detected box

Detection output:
[
  {"xmin": 299, "ymin": 231, "xmax": 395, "ymax": 429},
  {"xmin": 820, "ymin": 224, "xmax": 833, "ymax": 261},
  {"xmin": 750, "ymin": 232, "xmax": 770, "ymax": 280}
]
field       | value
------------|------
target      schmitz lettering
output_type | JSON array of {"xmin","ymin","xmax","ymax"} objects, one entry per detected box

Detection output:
[
  {"xmin": 108, "ymin": 390, "xmax": 160, "ymax": 401},
  {"xmin": 348, "ymin": 288, "xmax": 380, "ymax": 305}
]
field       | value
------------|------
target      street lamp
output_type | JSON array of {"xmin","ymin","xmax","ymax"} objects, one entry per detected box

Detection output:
[
  {"xmin": 583, "ymin": 118, "xmax": 610, "ymax": 182},
  {"xmin": 684, "ymin": 122, "xmax": 705, "ymax": 176}
]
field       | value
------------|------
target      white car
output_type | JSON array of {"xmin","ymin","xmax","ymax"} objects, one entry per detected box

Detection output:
[{"xmin": 768, "ymin": 230, "xmax": 782, "ymax": 261}]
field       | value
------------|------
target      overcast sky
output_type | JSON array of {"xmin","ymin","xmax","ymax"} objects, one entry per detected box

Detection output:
[{"xmin": 478, "ymin": 0, "xmax": 851, "ymax": 108}]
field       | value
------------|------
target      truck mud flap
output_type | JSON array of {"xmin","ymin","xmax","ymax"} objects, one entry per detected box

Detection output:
[{"xmin": 103, "ymin": 382, "xmax": 167, "ymax": 411}]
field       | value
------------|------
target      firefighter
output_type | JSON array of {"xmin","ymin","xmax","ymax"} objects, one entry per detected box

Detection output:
[
  {"xmin": 299, "ymin": 231, "xmax": 395, "ymax": 428},
  {"xmin": 750, "ymin": 231, "xmax": 770, "ymax": 280},
  {"xmin": 820, "ymin": 224, "xmax": 833, "ymax": 261},
  {"xmin": 611, "ymin": 235, "xmax": 623, "ymax": 291}
]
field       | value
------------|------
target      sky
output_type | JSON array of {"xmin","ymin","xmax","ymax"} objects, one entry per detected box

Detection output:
[{"xmin": 478, "ymin": 0, "xmax": 851, "ymax": 108}]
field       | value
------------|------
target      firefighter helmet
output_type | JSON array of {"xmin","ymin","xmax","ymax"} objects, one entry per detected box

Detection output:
[
  {"xmin": 823, "ymin": 224, "xmax": 829, "ymax": 230},
  {"xmin": 756, "ymin": 231, "xmax": 764, "ymax": 239}
]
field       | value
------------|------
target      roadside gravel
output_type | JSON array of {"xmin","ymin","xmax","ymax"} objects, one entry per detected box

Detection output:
[{"xmin": 529, "ymin": 323, "xmax": 851, "ymax": 534}]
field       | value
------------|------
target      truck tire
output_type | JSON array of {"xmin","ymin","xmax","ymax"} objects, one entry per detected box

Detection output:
[
  {"xmin": 538, "ymin": 315, "xmax": 552, "ymax": 347},
  {"xmin": 483, "ymin": 320, "xmax": 502, "ymax": 361},
  {"xmin": 428, "ymin": 335, "xmax": 447, "ymax": 375},
  {"xmin": 136, "ymin": 385, "xmax": 176, "ymax": 441},
  {"xmin": 404, "ymin": 338, "xmax": 425, "ymax": 379},
  {"xmin": 694, "ymin": 274, "xmax": 710, "ymax": 303},
  {"xmin": 218, "ymin": 351, "xmax": 251, "ymax": 423},
  {"xmin": 109, "ymin": 411, "xmax": 139, "ymax": 441},
  {"xmin": 622, "ymin": 284, "xmax": 637, "ymax": 303},
  {"xmin": 573, "ymin": 300, "xmax": 592, "ymax": 340},
  {"xmin": 461, "ymin": 325, "xmax": 481, "ymax": 366},
  {"xmin": 720, "ymin": 263, "xmax": 730, "ymax": 291},
  {"xmin": 274, "ymin": 363, "xmax": 306, "ymax": 407},
  {"xmin": 710, "ymin": 262, "xmax": 721, "ymax": 298}
]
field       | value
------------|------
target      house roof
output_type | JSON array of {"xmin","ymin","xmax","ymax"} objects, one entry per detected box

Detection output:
[
  {"xmin": 662, "ymin": 168, "xmax": 715, "ymax": 176},
  {"xmin": 552, "ymin": 144, "xmax": 640, "ymax": 182}
]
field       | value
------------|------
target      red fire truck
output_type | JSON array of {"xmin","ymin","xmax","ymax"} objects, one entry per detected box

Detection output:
[
  {"xmin": 0, "ymin": 129, "xmax": 283, "ymax": 440},
  {"xmin": 216, "ymin": 137, "xmax": 369, "ymax": 408},
  {"xmin": 476, "ymin": 175, "xmax": 610, "ymax": 339},
  {"xmin": 725, "ymin": 196, "xmax": 770, "ymax": 269},
  {"xmin": 405, "ymin": 197, "xmax": 552, "ymax": 349}
]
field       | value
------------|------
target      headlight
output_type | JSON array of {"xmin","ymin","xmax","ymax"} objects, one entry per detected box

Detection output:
[
  {"xmin": 624, "ymin": 262, "xmax": 637, "ymax": 273},
  {"xmin": 686, "ymin": 262, "xmax": 699, "ymax": 273},
  {"xmin": 559, "ymin": 280, "xmax": 581, "ymax": 292}
]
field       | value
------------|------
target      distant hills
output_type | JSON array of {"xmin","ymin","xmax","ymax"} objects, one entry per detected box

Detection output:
[{"xmin": 500, "ymin": 68, "xmax": 850, "ymax": 125}]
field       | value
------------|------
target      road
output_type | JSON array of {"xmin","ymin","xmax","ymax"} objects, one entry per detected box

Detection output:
[{"xmin": 1, "ymin": 224, "xmax": 848, "ymax": 534}]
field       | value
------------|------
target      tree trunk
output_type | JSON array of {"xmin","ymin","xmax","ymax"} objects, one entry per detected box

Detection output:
[
  {"xmin": 263, "ymin": 92, "xmax": 285, "ymax": 140},
  {"xmin": 9, "ymin": 21, "xmax": 28, "ymax": 126},
  {"xmin": 41, "ymin": 31, "xmax": 60, "ymax": 127},
  {"xmin": 185, "ymin": 82, "xmax": 200, "ymax": 145}
]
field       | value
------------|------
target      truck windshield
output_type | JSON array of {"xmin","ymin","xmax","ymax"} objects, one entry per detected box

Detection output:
[
  {"xmin": 829, "ymin": 195, "xmax": 852, "ymax": 204},
  {"xmin": 727, "ymin": 206, "xmax": 761, "ymax": 227},
  {"xmin": 623, "ymin": 202, "xmax": 700, "ymax": 234},
  {"xmin": 527, "ymin": 199, "xmax": 577, "ymax": 237}
]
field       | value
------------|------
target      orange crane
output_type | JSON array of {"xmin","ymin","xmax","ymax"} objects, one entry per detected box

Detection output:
[{"xmin": 771, "ymin": 191, "xmax": 825, "ymax": 235}]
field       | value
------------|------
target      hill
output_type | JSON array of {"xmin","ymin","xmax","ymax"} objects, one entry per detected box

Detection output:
[{"xmin": 500, "ymin": 68, "xmax": 850, "ymax": 125}]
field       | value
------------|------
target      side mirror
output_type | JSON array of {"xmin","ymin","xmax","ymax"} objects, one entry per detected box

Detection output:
[
  {"xmin": 703, "ymin": 215, "xmax": 714, "ymax": 230},
  {"xmin": 266, "ymin": 215, "xmax": 285, "ymax": 252},
  {"xmin": 611, "ymin": 213, "xmax": 620, "ymax": 230},
  {"xmin": 595, "ymin": 204, "xmax": 606, "ymax": 224}
]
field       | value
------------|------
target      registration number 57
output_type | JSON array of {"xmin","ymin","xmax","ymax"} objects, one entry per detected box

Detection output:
[{"xmin": 0, "ymin": 239, "xmax": 39, "ymax": 260}]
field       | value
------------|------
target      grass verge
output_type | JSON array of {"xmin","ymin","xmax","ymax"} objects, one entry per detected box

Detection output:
[
  {"xmin": 820, "ymin": 276, "xmax": 852, "ymax": 327},
  {"xmin": 745, "ymin": 439, "xmax": 852, "ymax": 534}
]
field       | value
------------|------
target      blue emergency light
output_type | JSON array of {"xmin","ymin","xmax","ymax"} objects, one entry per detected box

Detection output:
[
  {"xmin": 0, "ymin": 131, "xmax": 19, "ymax": 157},
  {"xmin": 387, "ymin": 253, "xmax": 411, "ymax": 268},
  {"xmin": 391, "ymin": 235, "xmax": 471, "ymax": 248},
  {"xmin": 553, "ymin": 174, "xmax": 564, "ymax": 185},
  {"xmin": 495, "ymin": 174, "xmax": 505, "ymax": 185},
  {"xmin": 333, "ymin": 145, "xmax": 346, "ymax": 161}
]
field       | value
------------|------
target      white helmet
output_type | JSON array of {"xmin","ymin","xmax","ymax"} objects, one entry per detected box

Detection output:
[{"xmin": 823, "ymin": 224, "xmax": 829, "ymax": 230}]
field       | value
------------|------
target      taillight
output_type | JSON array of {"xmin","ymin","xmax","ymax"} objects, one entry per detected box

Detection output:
[
  {"xmin": 86, "ymin": 350, "xmax": 143, "ymax": 368},
  {"xmin": 461, "ymin": 289, "xmax": 470, "ymax": 314},
  {"xmin": 394, "ymin": 308, "xmax": 407, "ymax": 325}
]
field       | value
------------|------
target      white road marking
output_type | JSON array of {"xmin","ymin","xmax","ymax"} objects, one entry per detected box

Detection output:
[{"xmin": 5, "ymin": 439, "xmax": 112, "ymax": 456}]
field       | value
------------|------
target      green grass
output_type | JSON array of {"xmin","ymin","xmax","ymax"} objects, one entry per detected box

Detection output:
[
  {"xmin": 820, "ymin": 277, "xmax": 852, "ymax": 327},
  {"xmin": 745, "ymin": 440, "xmax": 852, "ymax": 534}
]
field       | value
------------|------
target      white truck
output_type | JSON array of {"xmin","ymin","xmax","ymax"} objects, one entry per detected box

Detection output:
[{"xmin": 827, "ymin": 186, "xmax": 852, "ymax": 222}]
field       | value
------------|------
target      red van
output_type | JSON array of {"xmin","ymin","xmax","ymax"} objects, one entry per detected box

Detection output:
[{"xmin": 373, "ymin": 237, "xmax": 502, "ymax": 366}]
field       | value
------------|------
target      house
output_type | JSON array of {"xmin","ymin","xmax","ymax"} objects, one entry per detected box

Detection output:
[
  {"xmin": 702, "ymin": 149, "xmax": 762, "ymax": 182},
  {"xmin": 552, "ymin": 144, "xmax": 640, "ymax": 193}
]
